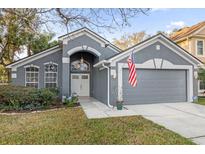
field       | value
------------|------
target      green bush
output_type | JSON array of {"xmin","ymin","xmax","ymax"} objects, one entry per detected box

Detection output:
[
  {"xmin": 0, "ymin": 85, "xmax": 58, "ymax": 111},
  {"xmin": 63, "ymin": 96, "xmax": 79, "ymax": 107}
]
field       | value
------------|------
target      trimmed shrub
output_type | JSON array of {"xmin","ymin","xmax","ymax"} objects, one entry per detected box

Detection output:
[
  {"xmin": 63, "ymin": 95, "xmax": 79, "ymax": 107},
  {"xmin": 0, "ymin": 85, "xmax": 58, "ymax": 111}
]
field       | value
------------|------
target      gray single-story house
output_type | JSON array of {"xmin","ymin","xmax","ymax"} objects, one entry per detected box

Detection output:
[{"xmin": 6, "ymin": 27, "xmax": 204, "ymax": 106}]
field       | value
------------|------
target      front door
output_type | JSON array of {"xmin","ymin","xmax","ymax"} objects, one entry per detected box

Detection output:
[{"xmin": 71, "ymin": 74, "xmax": 90, "ymax": 96}]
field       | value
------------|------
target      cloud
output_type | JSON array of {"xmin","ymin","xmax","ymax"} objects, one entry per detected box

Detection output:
[
  {"xmin": 166, "ymin": 21, "xmax": 186, "ymax": 34},
  {"xmin": 166, "ymin": 21, "xmax": 186, "ymax": 28}
]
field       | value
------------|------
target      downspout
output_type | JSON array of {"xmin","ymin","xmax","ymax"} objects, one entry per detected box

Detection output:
[{"xmin": 102, "ymin": 63, "xmax": 113, "ymax": 108}]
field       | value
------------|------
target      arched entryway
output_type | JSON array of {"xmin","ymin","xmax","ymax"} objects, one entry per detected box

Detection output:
[
  {"xmin": 70, "ymin": 52, "xmax": 97, "ymax": 96},
  {"xmin": 61, "ymin": 45, "xmax": 101, "ymax": 99},
  {"xmin": 69, "ymin": 51, "xmax": 99, "ymax": 97}
]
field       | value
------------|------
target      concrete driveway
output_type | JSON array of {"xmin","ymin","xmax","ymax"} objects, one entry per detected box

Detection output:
[
  {"xmin": 125, "ymin": 102, "xmax": 205, "ymax": 145},
  {"xmin": 80, "ymin": 97, "xmax": 205, "ymax": 144}
]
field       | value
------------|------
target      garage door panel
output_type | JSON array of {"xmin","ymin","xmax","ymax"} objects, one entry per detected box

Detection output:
[{"xmin": 122, "ymin": 69, "xmax": 187, "ymax": 104}]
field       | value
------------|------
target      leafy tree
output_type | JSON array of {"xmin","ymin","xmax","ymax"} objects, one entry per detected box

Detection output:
[
  {"xmin": 0, "ymin": 9, "xmax": 57, "ymax": 65},
  {"xmin": 113, "ymin": 31, "xmax": 150, "ymax": 50},
  {"xmin": 198, "ymin": 68, "xmax": 205, "ymax": 83},
  {"xmin": 29, "ymin": 33, "xmax": 58, "ymax": 54},
  {"xmin": 0, "ymin": 9, "xmax": 57, "ymax": 82},
  {"xmin": 0, "ymin": 8, "xmax": 150, "ymax": 82},
  {"xmin": 0, "ymin": 8, "xmax": 151, "ymax": 65}
]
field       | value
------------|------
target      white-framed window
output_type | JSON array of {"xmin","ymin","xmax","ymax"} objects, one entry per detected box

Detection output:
[
  {"xmin": 196, "ymin": 40, "xmax": 204, "ymax": 56},
  {"xmin": 44, "ymin": 62, "xmax": 58, "ymax": 88},
  {"xmin": 25, "ymin": 65, "xmax": 39, "ymax": 88}
]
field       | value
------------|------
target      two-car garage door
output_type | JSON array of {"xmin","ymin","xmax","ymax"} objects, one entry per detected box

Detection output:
[{"xmin": 122, "ymin": 69, "xmax": 187, "ymax": 105}]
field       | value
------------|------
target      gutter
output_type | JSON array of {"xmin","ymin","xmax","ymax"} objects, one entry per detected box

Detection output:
[
  {"xmin": 102, "ymin": 63, "xmax": 113, "ymax": 108},
  {"xmin": 93, "ymin": 60, "xmax": 109, "ymax": 67}
]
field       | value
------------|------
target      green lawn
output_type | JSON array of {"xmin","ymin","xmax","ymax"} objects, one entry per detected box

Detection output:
[
  {"xmin": 196, "ymin": 97, "xmax": 205, "ymax": 105},
  {"xmin": 0, "ymin": 107, "xmax": 194, "ymax": 145}
]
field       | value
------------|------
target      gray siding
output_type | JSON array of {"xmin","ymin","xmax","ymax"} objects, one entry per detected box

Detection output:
[
  {"xmin": 118, "ymin": 42, "xmax": 191, "ymax": 65},
  {"xmin": 62, "ymin": 34, "xmax": 117, "ymax": 97},
  {"xmin": 62, "ymin": 35, "xmax": 117, "ymax": 60},
  {"xmin": 92, "ymin": 68, "xmax": 108, "ymax": 104},
  {"xmin": 12, "ymin": 50, "xmax": 63, "ymax": 95}
]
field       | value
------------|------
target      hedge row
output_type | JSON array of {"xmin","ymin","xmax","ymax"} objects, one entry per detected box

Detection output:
[{"xmin": 0, "ymin": 85, "xmax": 59, "ymax": 111}]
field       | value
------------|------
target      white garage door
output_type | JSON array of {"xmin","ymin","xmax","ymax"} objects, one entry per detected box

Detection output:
[{"xmin": 122, "ymin": 69, "xmax": 187, "ymax": 105}]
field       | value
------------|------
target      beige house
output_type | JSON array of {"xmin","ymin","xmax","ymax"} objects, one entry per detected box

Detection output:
[{"xmin": 171, "ymin": 21, "xmax": 205, "ymax": 95}]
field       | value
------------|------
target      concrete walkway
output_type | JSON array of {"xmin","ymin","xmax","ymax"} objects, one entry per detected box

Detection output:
[
  {"xmin": 79, "ymin": 97, "xmax": 205, "ymax": 144},
  {"xmin": 79, "ymin": 97, "xmax": 137, "ymax": 119}
]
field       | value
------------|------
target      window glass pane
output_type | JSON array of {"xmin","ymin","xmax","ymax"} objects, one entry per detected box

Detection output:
[
  {"xmin": 44, "ymin": 63, "xmax": 58, "ymax": 88},
  {"xmin": 82, "ymin": 75, "xmax": 88, "ymax": 79},
  {"xmin": 25, "ymin": 66, "xmax": 39, "ymax": 88},
  {"xmin": 72, "ymin": 75, "xmax": 79, "ymax": 79},
  {"xmin": 197, "ymin": 41, "xmax": 204, "ymax": 55}
]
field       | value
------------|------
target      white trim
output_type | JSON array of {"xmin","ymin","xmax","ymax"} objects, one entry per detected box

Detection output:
[
  {"xmin": 11, "ymin": 68, "xmax": 17, "ymax": 72},
  {"xmin": 24, "ymin": 64, "xmax": 40, "ymax": 68},
  {"xmin": 196, "ymin": 39, "xmax": 204, "ymax": 57},
  {"xmin": 67, "ymin": 46, "xmax": 101, "ymax": 57},
  {"xmin": 44, "ymin": 62, "xmax": 58, "ymax": 88},
  {"xmin": 24, "ymin": 65, "xmax": 40, "ymax": 88},
  {"xmin": 192, "ymin": 25, "xmax": 205, "ymax": 36},
  {"xmin": 62, "ymin": 57, "xmax": 70, "ymax": 63},
  {"xmin": 109, "ymin": 34, "xmax": 202, "ymax": 67},
  {"xmin": 117, "ymin": 60, "xmax": 194, "ymax": 103},
  {"xmin": 11, "ymin": 73, "xmax": 17, "ymax": 79},
  {"xmin": 43, "ymin": 61, "xmax": 58, "ymax": 66},
  {"xmin": 6, "ymin": 46, "xmax": 61, "ymax": 68},
  {"xmin": 93, "ymin": 60, "xmax": 109, "ymax": 67},
  {"xmin": 59, "ymin": 28, "xmax": 120, "ymax": 53}
]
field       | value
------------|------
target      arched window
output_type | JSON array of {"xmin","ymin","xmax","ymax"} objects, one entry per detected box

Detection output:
[
  {"xmin": 71, "ymin": 59, "xmax": 90, "ymax": 72},
  {"xmin": 44, "ymin": 62, "xmax": 58, "ymax": 88},
  {"xmin": 25, "ymin": 65, "xmax": 39, "ymax": 88}
]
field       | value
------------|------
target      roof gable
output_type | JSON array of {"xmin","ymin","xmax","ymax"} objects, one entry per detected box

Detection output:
[
  {"xmin": 6, "ymin": 45, "xmax": 61, "ymax": 68},
  {"xmin": 58, "ymin": 27, "xmax": 121, "ymax": 53},
  {"xmin": 107, "ymin": 33, "xmax": 203, "ymax": 67}
]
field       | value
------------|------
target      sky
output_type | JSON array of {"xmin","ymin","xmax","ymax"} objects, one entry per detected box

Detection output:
[
  {"xmin": 16, "ymin": 8, "xmax": 205, "ymax": 59},
  {"xmin": 53, "ymin": 8, "xmax": 205, "ymax": 42}
]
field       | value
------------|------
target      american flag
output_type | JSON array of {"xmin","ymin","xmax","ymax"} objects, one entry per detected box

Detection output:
[{"xmin": 127, "ymin": 51, "xmax": 137, "ymax": 87}]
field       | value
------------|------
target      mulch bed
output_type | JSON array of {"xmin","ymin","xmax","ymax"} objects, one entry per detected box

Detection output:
[{"xmin": 0, "ymin": 102, "xmax": 81, "ymax": 114}]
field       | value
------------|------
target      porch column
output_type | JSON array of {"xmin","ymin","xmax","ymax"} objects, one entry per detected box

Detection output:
[{"xmin": 62, "ymin": 56, "xmax": 70, "ymax": 99}]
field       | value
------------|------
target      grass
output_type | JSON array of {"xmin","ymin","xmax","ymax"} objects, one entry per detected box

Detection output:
[
  {"xmin": 0, "ymin": 107, "xmax": 194, "ymax": 145},
  {"xmin": 195, "ymin": 97, "xmax": 205, "ymax": 105}
]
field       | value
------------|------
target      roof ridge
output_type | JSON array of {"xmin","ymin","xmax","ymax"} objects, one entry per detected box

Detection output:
[{"xmin": 171, "ymin": 21, "xmax": 205, "ymax": 41}]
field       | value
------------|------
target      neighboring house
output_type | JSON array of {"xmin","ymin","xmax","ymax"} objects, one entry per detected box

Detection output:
[
  {"xmin": 171, "ymin": 21, "xmax": 205, "ymax": 95},
  {"xmin": 6, "ymin": 28, "xmax": 203, "ymax": 106}
]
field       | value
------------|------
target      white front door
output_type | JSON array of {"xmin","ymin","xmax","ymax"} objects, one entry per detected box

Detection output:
[{"xmin": 71, "ymin": 74, "xmax": 90, "ymax": 96}]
